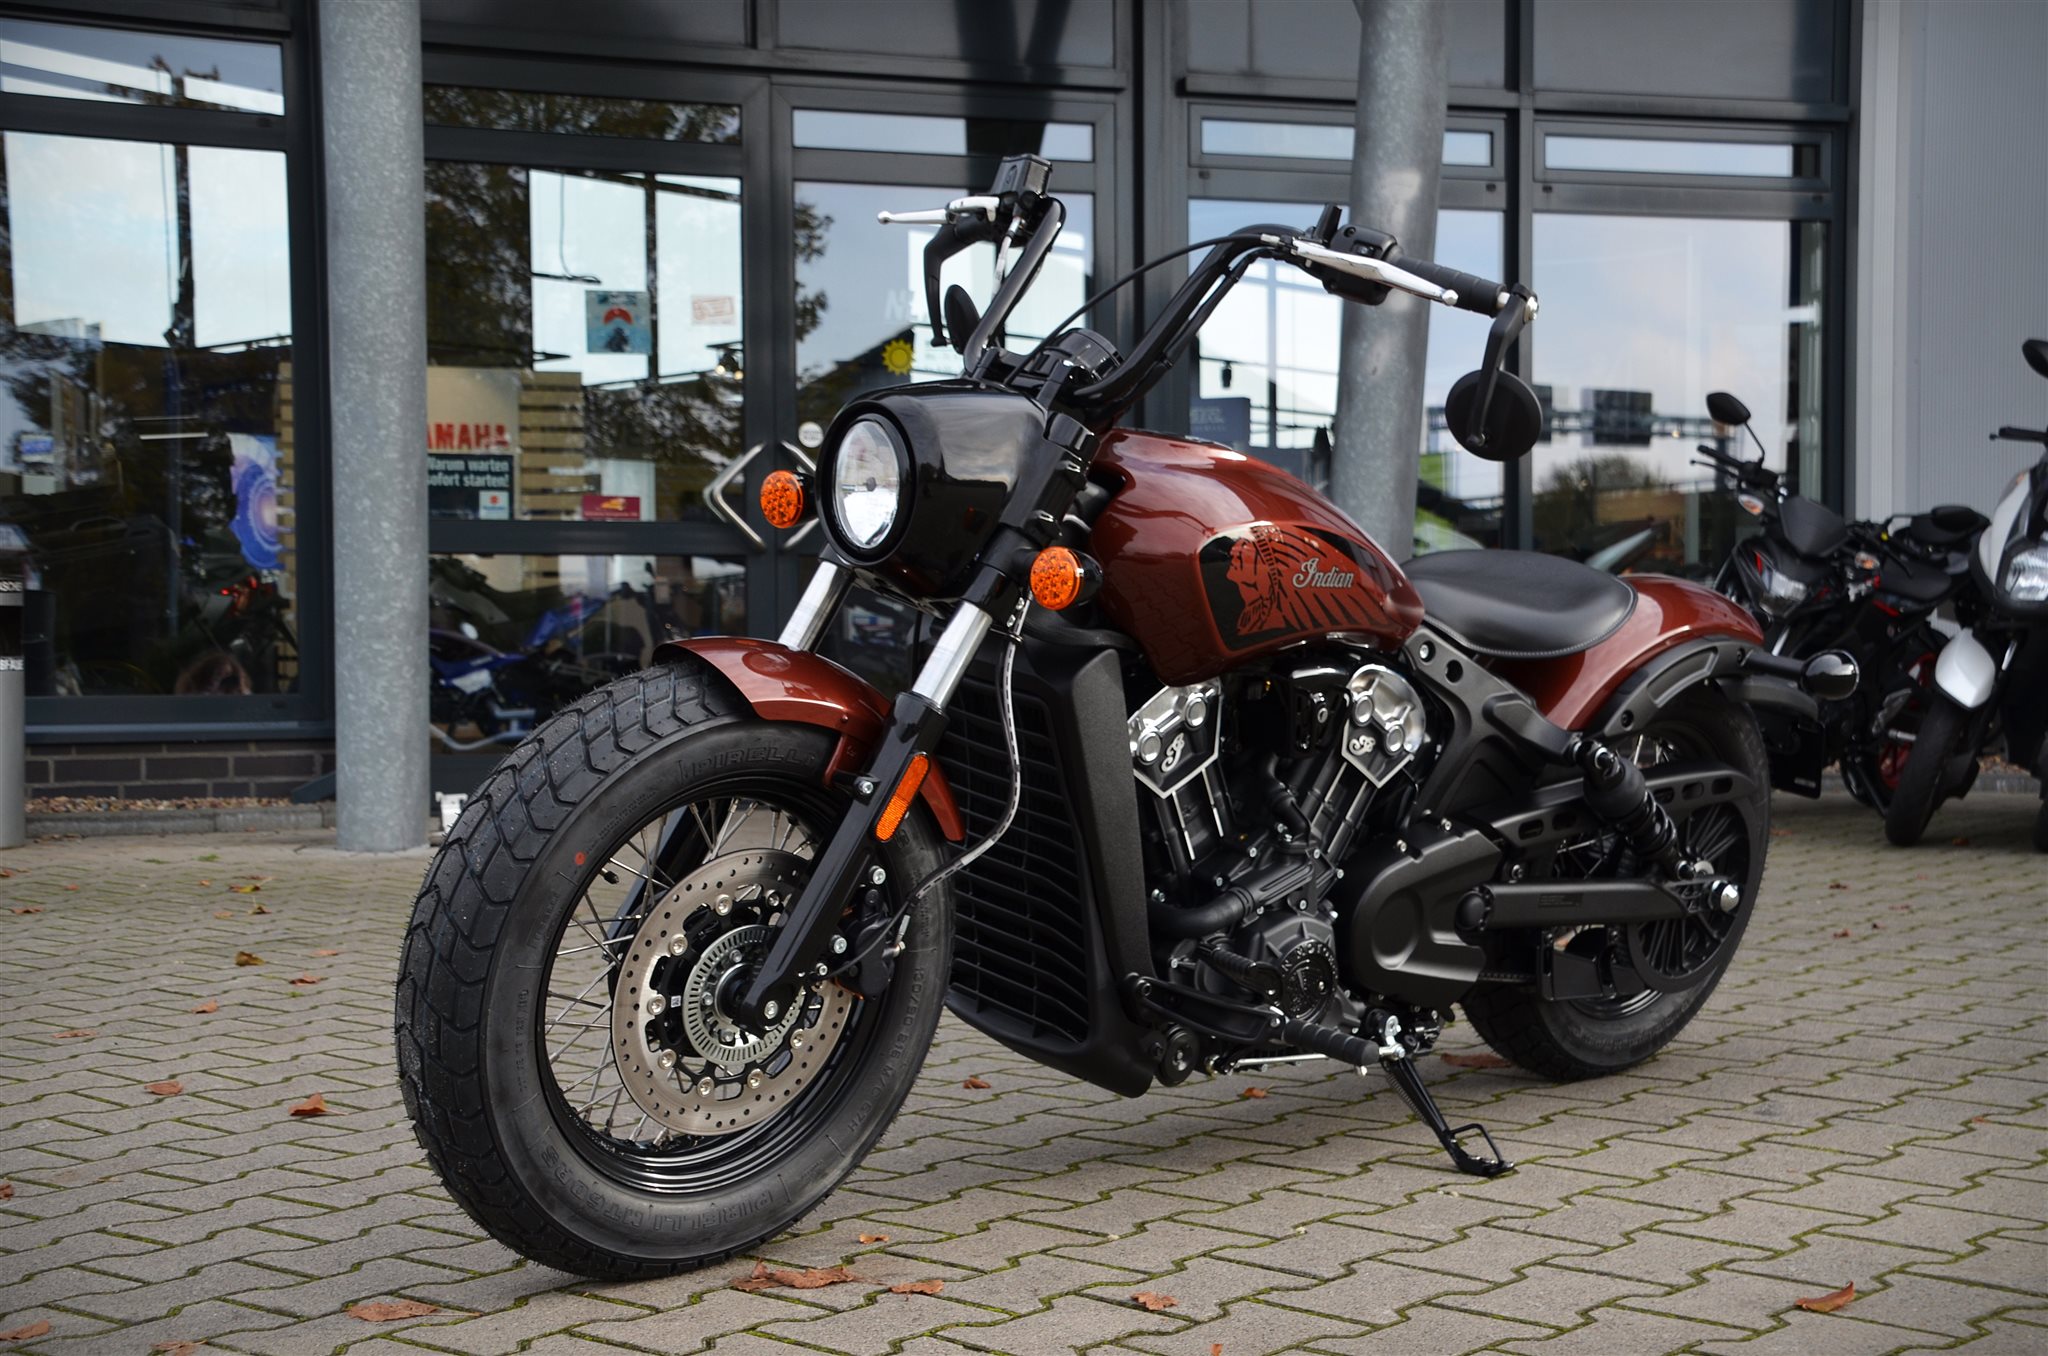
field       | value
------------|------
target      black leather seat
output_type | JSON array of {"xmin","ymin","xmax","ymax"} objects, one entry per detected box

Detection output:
[{"xmin": 1403, "ymin": 549, "xmax": 1637, "ymax": 661}]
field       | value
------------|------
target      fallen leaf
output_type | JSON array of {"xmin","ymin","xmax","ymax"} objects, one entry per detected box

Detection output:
[
  {"xmin": 1828, "ymin": 882, "xmax": 1848, "ymax": 890},
  {"xmin": 53, "ymin": 1029, "xmax": 96, "ymax": 1040},
  {"xmin": 62, "ymin": 884, "xmax": 78, "ymax": 892},
  {"xmin": 1831, "ymin": 928, "xmax": 1853, "ymax": 939},
  {"xmin": 1949, "ymin": 836, "xmax": 1971, "ymax": 847},
  {"xmin": 890, "ymin": 1279, "xmax": 944, "ymax": 1295},
  {"xmin": 0, "ymin": 1181, "xmax": 12, "ymax": 1200},
  {"xmin": 857, "ymin": 1233, "xmax": 890, "ymax": 1244},
  {"xmin": 1892, "ymin": 904, "xmax": 1913, "ymax": 911},
  {"xmin": 1131, "ymin": 1291, "xmax": 1178, "ymax": 1312},
  {"xmin": 152, "ymin": 1342, "xmax": 206, "ymax": 1355},
  {"xmin": 345, "ymin": 1299, "xmax": 439, "ymax": 1322},
  {"xmin": 10, "ymin": 906, "xmax": 42, "ymax": 915},
  {"xmin": 230, "ymin": 884, "xmax": 262, "ymax": 895},
  {"xmin": 731, "ymin": 1261, "xmax": 860, "ymax": 1292},
  {"xmin": 1241, "ymin": 1087, "xmax": 1269, "ymax": 1099},
  {"xmin": 288, "ymin": 1093, "xmax": 330, "ymax": 1117},
  {"xmin": 1971, "ymin": 1115, "xmax": 1992, "ymax": 1124},
  {"xmin": 309, "ymin": 948, "xmax": 342, "ymax": 958},
  {"xmin": 288, "ymin": 974, "xmax": 322, "ymax": 986},
  {"xmin": 0, "ymin": 867, "xmax": 13, "ymax": 876},
  {"xmin": 145, "ymin": 1080, "xmax": 184, "ymax": 1097},
  {"xmin": 1212, "ymin": 1346, "xmax": 1224, "ymax": 1356},
  {"xmin": 1870, "ymin": 921, "xmax": 1883, "ymax": 931},
  {"xmin": 196, "ymin": 880, "xmax": 212, "ymax": 887},
  {"xmin": 1794, "ymin": 1281, "xmax": 1855, "ymax": 1313},
  {"xmin": 0, "ymin": 1320, "xmax": 52, "ymax": 1341},
  {"xmin": 1441, "ymin": 1051, "xmax": 1511, "ymax": 1069},
  {"xmin": 191, "ymin": 999, "xmax": 219, "ymax": 1014},
  {"xmin": 234, "ymin": 951, "xmax": 264, "ymax": 966},
  {"xmin": 248, "ymin": 902, "xmax": 271, "ymax": 915},
  {"xmin": 213, "ymin": 910, "xmax": 234, "ymax": 919},
  {"xmin": 962, "ymin": 1077, "xmax": 991, "ymax": 1090}
]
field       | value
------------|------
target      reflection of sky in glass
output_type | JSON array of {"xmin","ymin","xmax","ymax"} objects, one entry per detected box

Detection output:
[
  {"xmin": 1531, "ymin": 213, "xmax": 1792, "ymax": 494},
  {"xmin": 1185, "ymin": 200, "xmax": 1502, "ymax": 500},
  {"xmin": 793, "ymin": 111, "xmax": 1091, "ymax": 161},
  {"xmin": 1545, "ymin": 136, "xmax": 1794, "ymax": 178},
  {"xmin": 527, "ymin": 172, "xmax": 743, "ymax": 384},
  {"xmin": 5, "ymin": 131, "xmax": 290, "ymax": 349},
  {"xmin": 0, "ymin": 19, "xmax": 282, "ymax": 113},
  {"xmin": 1199, "ymin": 120, "xmax": 1493, "ymax": 168},
  {"xmin": 796, "ymin": 182, "xmax": 1092, "ymax": 386}
]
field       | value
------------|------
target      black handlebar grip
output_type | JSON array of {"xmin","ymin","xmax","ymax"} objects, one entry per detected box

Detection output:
[{"xmin": 1391, "ymin": 255, "xmax": 1505, "ymax": 315}]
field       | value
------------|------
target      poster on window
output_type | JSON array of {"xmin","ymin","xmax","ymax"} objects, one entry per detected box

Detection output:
[
  {"xmin": 427, "ymin": 368, "xmax": 521, "ymax": 520},
  {"xmin": 586, "ymin": 289, "xmax": 652, "ymax": 355}
]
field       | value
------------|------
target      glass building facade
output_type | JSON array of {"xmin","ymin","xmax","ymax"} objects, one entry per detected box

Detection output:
[{"xmin": 0, "ymin": 0, "xmax": 1853, "ymax": 796}]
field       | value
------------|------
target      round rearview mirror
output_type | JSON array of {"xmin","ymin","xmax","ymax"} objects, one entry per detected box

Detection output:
[
  {"xmin": 1443, "ymin": 369, "xmax": 1542, "ymax": 462},
  {"xmin": 1705, "ymin": 391, "xmax": 1751, "ymax": 427},
  {"xmin": 2023, "ymin": 337, "xmax": 2048, "ymax": 380}
]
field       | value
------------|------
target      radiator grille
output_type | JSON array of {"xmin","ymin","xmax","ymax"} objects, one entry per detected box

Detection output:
[{"xmin": 938, "ymin": 675, "xmax": 1093, "ymax": 1045}]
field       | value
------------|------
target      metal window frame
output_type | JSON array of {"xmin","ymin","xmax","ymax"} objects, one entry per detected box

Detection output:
[{"xmin": 5, "ymin": 0, "xmax": 333, "ymax": 744}]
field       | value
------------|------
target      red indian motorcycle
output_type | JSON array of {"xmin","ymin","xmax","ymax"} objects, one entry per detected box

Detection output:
[{"xmin": 396, "ymin": 155, "xmax": 1855, "ymax": 1278}]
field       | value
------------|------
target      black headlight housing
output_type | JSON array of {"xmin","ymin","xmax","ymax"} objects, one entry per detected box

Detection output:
[{"xmin": 819, "ymin": 383, "xmax": 1046, "ymax": 597}]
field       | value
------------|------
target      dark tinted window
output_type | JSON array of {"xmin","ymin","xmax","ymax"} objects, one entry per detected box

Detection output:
[
  {"xmin": 1533, "ymin": 0, "xmax": 1837, "ymax": 103},
  {"xmin": 423, "ymin": 0, "xmax": 747, "ymax": 47},
  {"xmin": 1183, "ymin": 0, "xmax": 1507, "ymax": 89},
  {"xmin": 776, "ymin": 0, "xmax": 1116, "ymax": 68}
]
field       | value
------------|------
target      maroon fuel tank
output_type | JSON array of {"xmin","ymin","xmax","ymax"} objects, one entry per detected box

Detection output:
[{"xmin": 1090, "ymin": 430, "xmax": 1424, "ymax": 685}]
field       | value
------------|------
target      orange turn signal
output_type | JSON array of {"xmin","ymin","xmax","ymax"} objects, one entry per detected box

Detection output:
[
  {"xmin": 1029, "ymin": 546, "xmax": 1100, "ymax": 611},
  {"xmin": 760, "ymin": 470, "xmax": 807, "ymax": 530},
  {"xmin": 874, "ymin": 753, "xmax": 929, "ymax": 843}
]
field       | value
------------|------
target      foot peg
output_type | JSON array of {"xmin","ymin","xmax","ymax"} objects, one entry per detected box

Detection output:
[{"xmin": 1376, "ymin": 1044, "xmax": 1514, "ymax": 1178}]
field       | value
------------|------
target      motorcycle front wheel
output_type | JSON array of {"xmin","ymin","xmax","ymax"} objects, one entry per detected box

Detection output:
[
  {"xmin": 395, "ymin": 661, "xmax": 953, "ymax": 1279},
  {"xmin": 1883, "ymin": 695, "xmax": 1966, "ymax": 846}
]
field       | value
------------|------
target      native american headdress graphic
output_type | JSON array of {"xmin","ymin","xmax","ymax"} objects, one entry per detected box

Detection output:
[{"xmin": 1223, "ymin": 524, "xmax": 1382, "ymax": 638}]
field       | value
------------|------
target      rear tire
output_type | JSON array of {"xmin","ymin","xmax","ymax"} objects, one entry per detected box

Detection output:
[
  {"xmin": 395, "ymin": 661, "xmax": 953, "ymax": 1279},
  {"xmin": 1462, "ymin": 686, "xmax": 1768, "ymax": 1082},
  {"xmin": 1884, "ymin": 696, "xmax": 1966, "ymax": 846}
]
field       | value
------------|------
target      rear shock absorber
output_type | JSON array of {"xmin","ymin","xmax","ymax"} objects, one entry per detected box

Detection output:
[{"xmin": 1572, "ymin": 738, "xmax": 1684, "ymax": 873}]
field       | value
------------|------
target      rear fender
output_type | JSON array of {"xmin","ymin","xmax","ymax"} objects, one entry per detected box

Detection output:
[
  {"xmin": 654, "ymin": 636, "xmax": 965, "ymax": 842},
  {"xmin": 1495, "ymin": 577, "xmax": 1766, "ymax": 731}
]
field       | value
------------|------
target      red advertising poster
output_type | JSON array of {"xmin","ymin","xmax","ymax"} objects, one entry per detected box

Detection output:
[{"xmin": 581, "ymin": 493, "xmax": 642, "ymax": 521}]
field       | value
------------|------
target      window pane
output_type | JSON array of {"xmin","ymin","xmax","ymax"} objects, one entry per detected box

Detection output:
[
  {"xmin": 424, "ymin": 87, "xmax": 739, "ymax": 144},
  {"xmin": 1186, "ymin": 200, "xmax": 1504, "ymax": 555},
  {"xmin": 794, "ymin": 181, "xmax": 1093, "ymax": 431},
  {"xmin": 424, "ymin": 164, "xmax": 744, "ymax": 522},
  {"xmin": 793, "ymin": 110, "xmax": 1094, "ymax": 162},
  {"xmin": 0, "ymin": 19, "xmax": 282, "ymax": 114},
  {"xmin": 1545, "ymin": 135, "xmax": 1799, "ymax": 177},
  {"xmin": 1443, "ymin": 130, "xmax": 1493, "ymax": 167},
  {"xmin": 430, "ymin": 552, "xmax": 744, "ymax": 749},
  {"xmin": 1200, "ymin": 119, "xmax": 1492, "ymax": 169},
  {"xmin": 1531, "ymin": 214, "xmax": 1825, "ymax": 573},
  {"xmin": 1, "ymin": 132, "xmax": 296, "ymax": 698}
]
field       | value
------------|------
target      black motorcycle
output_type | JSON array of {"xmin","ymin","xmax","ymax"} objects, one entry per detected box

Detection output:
[{"xmin": 1884, "ymin": 338, "xmax": 2048, "ymax": 849}]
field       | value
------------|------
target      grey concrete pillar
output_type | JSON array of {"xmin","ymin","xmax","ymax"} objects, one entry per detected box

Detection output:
[
  {"xmin": 1332, "ymin": 0, "xmax": 1449, "ymax": 561},
  {"xmin": 320, "ymin": 0, "xmax": 429, "ymax": 851}
]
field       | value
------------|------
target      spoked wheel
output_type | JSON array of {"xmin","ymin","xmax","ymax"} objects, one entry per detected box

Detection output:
[
  {"xmin": 1463, "ymin": 687, "xmax": 1769, "ymax": 1080},
  {"xmin": 397, "ymin": 663, "xmax": 952, "ymax": 1279}
]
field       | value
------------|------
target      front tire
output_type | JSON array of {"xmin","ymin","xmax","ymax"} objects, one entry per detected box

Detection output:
[
  {"xmin": 395, "ymin": 661, "xmax": 953, "ymax": 1279},
  {"xmin": 1462, "ymin": 686, "xmax": 1769, "ymax": 1081},
  {"xmin": 1884, "ymin": 696, "xmax": 1966, "ymax": 846}
]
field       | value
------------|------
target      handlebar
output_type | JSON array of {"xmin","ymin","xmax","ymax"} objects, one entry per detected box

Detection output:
[
  {"xmin": 1993, "ymin": 425, "xmax": 2048, "ymax": 446},
  {"xmin": 1384, "ymin": 255, "xmax": 1514, "ymax": 316}
]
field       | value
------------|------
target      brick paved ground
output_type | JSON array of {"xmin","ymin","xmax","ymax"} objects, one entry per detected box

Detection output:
[{"xmin": 3, "ymin": 792, "xmax": 2045, "ymax": 1355}]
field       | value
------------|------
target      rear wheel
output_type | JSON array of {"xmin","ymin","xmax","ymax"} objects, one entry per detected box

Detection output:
[
  {"xmin": 1462, "ymin": 687, "xmax": 1769, "ymax": 1081},
  {"xmin": 1884, "ymin": 696, "xmax": 1966, "ymax": 846},
  {"xmin": 395, "ymin": 662, "xmax": 952, "ymax": 1279}
]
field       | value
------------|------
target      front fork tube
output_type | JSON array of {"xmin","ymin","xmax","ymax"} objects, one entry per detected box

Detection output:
[{"xmin": 734, "ymin": 598, "xmax": 995, "ymax": 1028}]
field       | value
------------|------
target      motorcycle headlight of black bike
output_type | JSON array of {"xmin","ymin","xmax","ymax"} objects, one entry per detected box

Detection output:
[
  {"xmin": 1749, "ymin": 552, "xmax": 1809, "ymax": 618},
  {"xmin": 827, "ymin": 416, "xmax": 910, "ymax": 555}
]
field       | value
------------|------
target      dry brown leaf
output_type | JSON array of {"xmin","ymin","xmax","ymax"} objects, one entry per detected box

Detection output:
[
  {"xmin": 288, "ymin": 974, "xmax": 322, "ymax": 986},
  {"xmin": 1949, "ymin": 836, "xmax": 1972, "ymax": 847},
  {"xmin": 54, "ymin": 1029, "xmax": 96, "ymax": 1040},
  {"xmin": 1441, "ymin": 1051, "xmax": 1511, "ymax": 1069},
  {"xmin": 212, "ymin": 910, "xmax": 235, "ymax": 919},
  {"xmin": 191, "ymin": 999, "xmax": 219, "ymax": 1014},
  {"xmin": 0, "ymin": 1181, "xmax": 12, "ymax": 1200},
  {"xmin": 248, "ymin": 902, "xmax": 272, "ymax": 915},
  {"xmin": 196, "ymin": 880, "xmax": 212, "ymax": 886},
  {"xmin": 309, "ymin": 948, "xmax": 342, "ymax": 957},
  {"xmin": 1971, "ymin": 1115, "xmax": 1992, "ymax": 1124},
  {"xmin": 345, "ymin": 1299, "xmax": 439, "ymax": 1322},
  {"xmin": 1241, "ymin": 1086, "xmax": 1269, "ymax": 1099},
  {"xmin": 731, "ymin": 1261, "xmax": 860, "ymax": 1292},
  {"xmin": 234, "ymin": 951, "xmax": 264, "ymax": 966},
  {"xmin": 890, "ymin": 1279, "xmax": 944, "ymax": 1295},
  {"xmin": 152, "ymin": 1342, "xmax": 206, "ymax": 1355},
  {"xmin": 857, "ymin": 1232, "xmax": 890, "ymax": 1244},
  {"xmin": 1131, "ymin": 1291, "xmax": 1178, "ymax": 1312},
  {"xmin": 1793, "ymin": 1281, "xmax": 1855, "ymax": 1313},
  {"xmin": 288, "ymin": 1093, "xmax": 330, "ymax": 1117},
  {"xmin": 0, "ymin": 867, "xmax": 13, "ymax": 877},
  {"xmin": 1212, "ymin": 1345, "xmax": 1224, "ymax": 1356},
  {"xmin": 962, "ymin": 1077, "xmax": 992, "ymax": 1090},
  {"xmin": 10, "ymin": 906, "xmax": 43, "ymax": 915},
  {"xmin": 0, "ymin": 1320, "xmax": 52, "ymax": 1341},
  {"xmin": 144, "ymin": 1080, "xmax": 184, "ymax": 1097},
  {"xmin": 62, "ymin": 884, "xmax": 78, "ymax": 892},
  {"xmin": 1831, "ymin": 928, "xmax": 1853, "ymax": 939}
]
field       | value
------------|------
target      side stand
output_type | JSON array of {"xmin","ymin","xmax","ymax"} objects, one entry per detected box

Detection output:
[{"xmin": 1369, "ymin": 1016, "xmax": 1513, "ymax": 1179}]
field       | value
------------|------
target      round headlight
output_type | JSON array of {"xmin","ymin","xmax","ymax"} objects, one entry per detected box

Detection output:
[{"xmin": 830, "ymin": 416, "xmax": 907, "ymax": 554}]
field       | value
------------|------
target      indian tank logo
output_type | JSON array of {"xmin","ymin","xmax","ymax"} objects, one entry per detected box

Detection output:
[{"xmin": 1200, "ymin": 522, "xmax": 1399, "ymax": 648}]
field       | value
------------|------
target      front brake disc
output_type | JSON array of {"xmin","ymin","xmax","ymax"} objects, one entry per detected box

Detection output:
[{"xmin": 609, "ymin": 849, "xmax": 854, "ymax": 1136}]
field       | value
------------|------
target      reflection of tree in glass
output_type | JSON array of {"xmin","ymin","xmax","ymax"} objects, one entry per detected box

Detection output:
[
  {"xmin": 425, "ymin": 162, "xmax": 534, "ymax": 367},
  {"xmin": 1533, "ymin": 453, "xmax": 1675, "ymax": 566},
  {"xmin": 793, "ymin": 198, "xmax": 832, "ymax": 346},
  {"xmin": 423, "ymin": 88, "xmax": 740, "ymax": 144}
]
